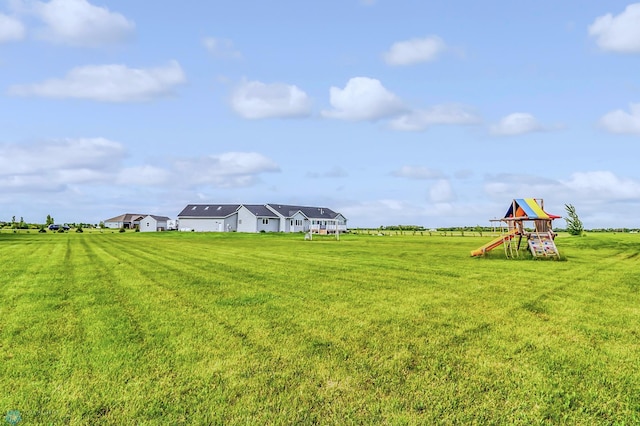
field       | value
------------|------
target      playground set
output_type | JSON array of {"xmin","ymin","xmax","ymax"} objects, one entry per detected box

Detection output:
[{"xmin": 471, "ymin": 198, "xmax": 561, "ymax": 258}]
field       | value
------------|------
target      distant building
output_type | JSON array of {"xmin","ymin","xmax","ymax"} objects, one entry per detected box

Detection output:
[
  {"xmin": 104, "ymin": 213, "xmax": 172, "ymax": 231},
  {"xmin": 103, "ymin": 213, "xmax": 146, "ymax": 229},
  {"xmin": 139, "ymin": 215, "xmax": 172, "ymax": 232},
  {"xmin": 177, "ymin": 203, "xmax": 347, "ymax": 233}
]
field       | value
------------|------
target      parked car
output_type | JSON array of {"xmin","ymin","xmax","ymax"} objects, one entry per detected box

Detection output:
[{"xmin": 48, "ymin": 224, "xmax": 70, "ymax": 231}]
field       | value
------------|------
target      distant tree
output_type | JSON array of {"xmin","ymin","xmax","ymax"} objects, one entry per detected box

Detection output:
[
  {"xmin": 46, "ymin": 214, "xmax": 54, "ymax": 226},
  {"xmin": 564, "ymin": 204, "xmax": 584, "ymax": 236},
  {"xmin": 19, "ymin": 217, "xmax": 27, "ymax": 229}
]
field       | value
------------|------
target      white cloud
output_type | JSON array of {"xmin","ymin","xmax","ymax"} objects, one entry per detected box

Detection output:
[
  {"xmin": 0, "ymin": 138, "xmax": 125, "ymax": 191},
  {"xmin": 490, "ymin": 113, "xmax": 543, "ymax": 136},
  {"xmin": 589, "ymin": 3, "xmax": 640, "ymax": 53},
  {"xmin": 173, "ymin": 152, "xmax": 280, "ymax": 188},
  {"xmin": 230, "ymin": 80, "xmax": 312, "ymax": 119},
  {"xmin": 0, "ymin": 13, "xmax": 25, "ymax": 42},
  {"xmin": 8, "ymin": 61, "xmax": 186, "ymax": 102},
  {"xmin": 483, "ymin": 173, "xmax": 560, "ymax": 199},
  {"xmin": 28, "ymin": 0, "xmax": 135, "ymax": 47},
  {"xmin": 482, "ymin": 171, "xmax": 640, "ymax": 208},
  {"xmin": 599, "ymin": 103, "xmax": 640, "ymax": 134},
  {"xmin": 340, "ymin": 199, "xmax": 427, "ymax": 226},
  {"xmin": 392, "ymin": 166, "xmax": 443, "ymax": 180},
  {"xmin": 117, "ymin": 165, "xmax": 172, "ymax": 186},
  {"xmin": 390, "ymin": 104, "xmax": 481, "ymax": 131},
  {"xmin": 562, "ymin": 171, "xmax": 640, "ymax": 200},
  {"xmin": 383, "ymin": 36, "xmax": 447, "ymax": 66},
  {"xmin": 202, "ymin": 37, "xmax": 242, "ymax": 59},
  {"xmin": 322, "ymin": 77, "xmax": 406, "ymax": 121},
  {"xmin": 306, "ymin": 166, "xmax": 348, "ymax": 179},
  {"xmin": 0, "ymin": 138, "xmax": 281, "ymax": 194},
  {"xmin": 429, "ymin": 179, "xmax": 455, "ymax": 203}
]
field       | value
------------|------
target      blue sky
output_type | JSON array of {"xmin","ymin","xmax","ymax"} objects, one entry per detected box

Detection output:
[{"xmin": 2, "ymin": 0, "xmax": 640, "ymax": 228}]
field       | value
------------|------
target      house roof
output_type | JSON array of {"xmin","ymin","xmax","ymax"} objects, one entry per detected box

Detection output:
[
  {"xmin": 104, "ymin": 213, "xmax": 146, "ymax": 223},
  {"xmin": 504, "ymin": 198, "xmax": 561, "ymax": 220},
  {"xmin": 177, "ymin": 204, "xmax": 241, "ymax": 218},
  {"xmin": 266, "ymin": 204, "xmax": 342, "ymax": 220},
  {"xmin": 144, "ymin": 215, "xmax": 171, "ymax": 221},
  {"xmin": 176, "ymin": 203, "xmax": 346, "ymax": 220},
  {"xmin": 242, "ymin": 204, "xmax": 279, "ymax": 218}
]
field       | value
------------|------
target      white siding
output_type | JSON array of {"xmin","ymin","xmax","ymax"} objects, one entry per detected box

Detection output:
[
  {"xmin": 140, "ymin": 216, "xmax": 168, "ymax": 232},
  {"xmin": 237, "ymin": 206, "xmax": 258, "ymax": 233},
  {"xmin": 140, "ymin": 217, "xmax": 158, "ymax": 232},
  {"xmin": 179, "ymin": 214, "xmax": 238, "ymax": 232},
  {"xmin": 287, "ymin": 212, "xmax": 307, "ymax": 233},
  {"xmin": 257, "ymin": 217, "xmax": 279, "ymax": 232}
]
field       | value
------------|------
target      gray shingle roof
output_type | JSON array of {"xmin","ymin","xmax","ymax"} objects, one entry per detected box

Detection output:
[
  {"xmin": 242, "ymin": 204, "xmax": 279, "ymax": 217},
  {"xmin": 177, "ymin": 204, "xmax": 241, "ymax": 218},
  {"xmin": 146, "ymin": 215, "xmax": 171, "ymax": 221},
  {"xmin": 266, "ymin": 204, "xmax": 341, "ymax": 219},
  {"xmin": 176, "ymin": 203, "xmax": 346, "ymax": 220},
  {"xmin": 104, "ymin": 213, "xmax": 146, "ymax": 223}
]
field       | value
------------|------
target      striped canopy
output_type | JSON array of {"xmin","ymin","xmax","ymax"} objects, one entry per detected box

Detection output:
[{"xmin": 504, "ymin": 198, "xmax": 561, "ymax": 220}]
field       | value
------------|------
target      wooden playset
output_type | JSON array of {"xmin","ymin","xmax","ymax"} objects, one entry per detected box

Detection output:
[{"xmin": 471, "ymin": 198, "xmax": 561, "ymax": 258}]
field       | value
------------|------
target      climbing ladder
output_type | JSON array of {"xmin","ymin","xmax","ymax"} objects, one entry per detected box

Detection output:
[{"xmin": 527, "ymin": 232, "xmax": 559, "ymax": 258}]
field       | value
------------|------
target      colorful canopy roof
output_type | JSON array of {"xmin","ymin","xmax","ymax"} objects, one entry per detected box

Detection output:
[{"xmin": 504, "ymin": 198, "xmax": 561, "ymax": 220}]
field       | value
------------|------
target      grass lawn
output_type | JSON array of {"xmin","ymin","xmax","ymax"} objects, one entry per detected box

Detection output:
[{"xmin": 1, "ymin": 231, "xmax": 639, "ymax": 424}]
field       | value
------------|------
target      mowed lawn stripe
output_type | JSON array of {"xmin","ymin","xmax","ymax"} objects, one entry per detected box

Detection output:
[
  {"xmin": 77, "ymin": 234, "xmax": 267, "ymax": 422},
  {"xmin": 0, "ymin": 232, "xmax": 638, "ymax": 423},
  {"xmin": 99, "ymin": 233, "xmax": 640, "ymax": 422}
]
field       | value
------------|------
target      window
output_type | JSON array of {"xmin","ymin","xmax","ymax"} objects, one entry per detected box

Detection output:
[
  {"xmin": 191, "ymin": 206, "xmax": 197, "ymax": 210},
  {"xmin": 217, "ymin": 206, "xmax": 222, "ymax": 210},
  {"xmin": 239, "ymin": 219, "xmax": 243, "ymax": 224},
  {"xmin": 204, "ymin": 206, "xmax": 209, "ymax": 210},
  {"xmin": 262, "ymin": 219, "xmax": 269, "ymax": 224}
]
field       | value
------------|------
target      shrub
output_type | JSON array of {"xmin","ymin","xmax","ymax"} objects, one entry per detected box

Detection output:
[{"xmin": 119, "ymin": 227, "xmax": 126, "ymax": 233}]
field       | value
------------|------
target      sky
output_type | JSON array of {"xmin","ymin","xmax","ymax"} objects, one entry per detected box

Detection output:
[{"xmin": 2, "ymin": 0, "xmax": 640, "ymax": 228}]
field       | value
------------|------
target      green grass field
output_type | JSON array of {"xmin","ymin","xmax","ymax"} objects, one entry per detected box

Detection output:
[{"xmin": 1, "ymin": 231, "xmax": 639, "ymax": 424}]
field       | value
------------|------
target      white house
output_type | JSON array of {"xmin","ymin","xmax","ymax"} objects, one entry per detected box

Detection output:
[
  {"xmin": 237, "ymin": 205, "xmax": 280, "ymax": 233},
  {"xmin": 265, "ymin": 204, "xmax": 347, "ymax": 234},
  {"xmin": 139, "ymin": 215, "xmax": 171, "ymax": 232},
  {"xmin": 103, "ymin": 213, "xmax": 146, "ymax": 229},
  {"xmin": 176, "ymin": 203, "xmax": 348, "ymax": 233},
  {"xmin": 176, "ymin": 204, "xmax": 241, "ymax": 232}
]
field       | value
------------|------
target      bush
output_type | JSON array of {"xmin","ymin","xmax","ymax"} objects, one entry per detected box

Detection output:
[
  {"xmin": 75, "ymin": 227, "xmax": 83, "ymax": 233},
  {"xmin": 57, "ymin": 228, "xmax": 65, "ymax": 233},
  {"xmin": 119, "ymin": 227, "xmax": 126, "ymax": 233}
]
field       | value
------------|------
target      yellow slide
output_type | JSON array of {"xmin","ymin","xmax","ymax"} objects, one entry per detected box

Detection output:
[{"xmin": 470, "ymin": 229, "xmax": 518, "ymax": 257}]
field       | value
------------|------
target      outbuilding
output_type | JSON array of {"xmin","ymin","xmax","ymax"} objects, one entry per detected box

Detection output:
[{"xmin": 139, "ymin": 215, "xmax": 171, "ymax": 232}]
